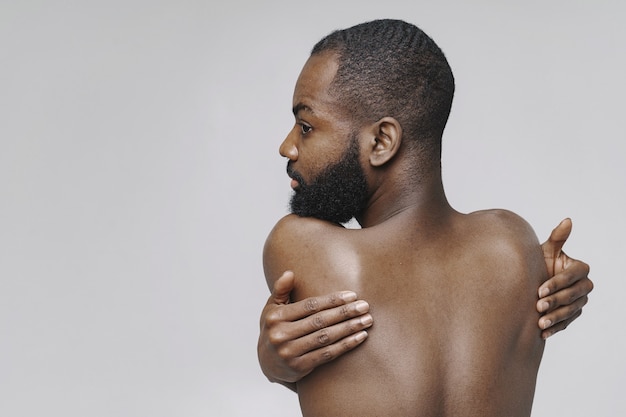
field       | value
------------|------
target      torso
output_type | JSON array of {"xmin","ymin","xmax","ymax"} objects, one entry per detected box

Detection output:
[{"xmin": 265, "ymin": 209, "xmax": 546, "ymax": 417}]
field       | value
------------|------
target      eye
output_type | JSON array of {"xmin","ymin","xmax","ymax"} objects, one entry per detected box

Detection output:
[{"xmin": 299, "ymin": 123, "xmax": 312, "ymax": 135}]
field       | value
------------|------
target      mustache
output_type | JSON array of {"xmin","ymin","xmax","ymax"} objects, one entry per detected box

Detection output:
[{"xmin": 286, "ymin": 162, "xmax": 306, "ymax": 185}]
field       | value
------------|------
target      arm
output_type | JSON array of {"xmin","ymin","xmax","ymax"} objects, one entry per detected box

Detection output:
[
  {"xmin": 258, "ymin": 217, "xmax": 595, "ymax": 389},
  {"xmin": 258, "ymin": 215, "xmax": 373, "ymax": 390},
  {"xmin": 257, "ymin": 271, "xmax": 372, "ymax": 391},
  {"xmin": 537, "ymin": 218, "xmax": 594, "ymax": 339}
]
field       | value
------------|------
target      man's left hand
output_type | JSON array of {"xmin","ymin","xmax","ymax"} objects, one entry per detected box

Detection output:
[{"xmin": 537, "ymin": 218, "xmax": 594, "ymax": 339}]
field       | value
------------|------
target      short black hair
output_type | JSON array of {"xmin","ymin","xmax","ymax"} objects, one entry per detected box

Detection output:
[{"xmin": 311, "ymin": 19, "xmax": 455, "ymax": 157}]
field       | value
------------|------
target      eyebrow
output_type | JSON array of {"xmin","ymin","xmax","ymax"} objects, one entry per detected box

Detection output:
[{"xmin": 292, "ymin": 103, "xmax": 314, "ymax": 116}]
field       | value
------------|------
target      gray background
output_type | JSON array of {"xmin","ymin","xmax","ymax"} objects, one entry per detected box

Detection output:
[{"xmin": 1, "ymin": 1, "xmax": 624, "ymax": 416}]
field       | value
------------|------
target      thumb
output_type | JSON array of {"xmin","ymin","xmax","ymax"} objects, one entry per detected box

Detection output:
[
  {"xmin": 271, "ymin": 270, "xmax": 295, "ymax": 305},
  {"xmin": 542, "ymin": 218, "xmax": 572, "ymax": 275}
]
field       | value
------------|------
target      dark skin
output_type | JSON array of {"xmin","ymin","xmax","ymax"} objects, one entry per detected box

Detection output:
[
  {"xmin": 263, "ymin": 51, "xmax": 552, "ymax": 417},
  {"xmin": 259, "ymin": 54, "xmax": 586, "ymax": 416},
  {"xmin": 257, "ymin": 56, "xmax": 593, "ymax": 392},
  {"xmin": 259, "ymin": 219, "xmax": 592, "ymax": 391}
]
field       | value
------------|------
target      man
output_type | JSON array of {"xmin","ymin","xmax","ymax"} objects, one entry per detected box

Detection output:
[{"xmin": 259, "ymin": 19, "xmax": 593, "ymax": 416}]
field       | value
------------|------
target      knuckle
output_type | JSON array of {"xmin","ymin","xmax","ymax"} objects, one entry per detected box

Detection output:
[
  {"xmin": 316, "ymin": 329, "xmax": 330, "ymax": 346},
  {"xmin": 341, "ymin": 337, "xmax": 354, "ymax": 351},
  {"xmin": 286, "ymin": 356, "xmax": 306, "ymax": 373},
  {"xmin": 566, "ymin": 289, "xmax": 578, "ymax": 304},
  {"xmin": 304, "ymin": 297, "xmax": 320, "ymax": 313},
  {"xmin": 265, "ymin": 310, "xmax": 283, "ymax": 326},
  {"xmin": 569, "ymin": 261, "xmax": 590, "ymax": 283},
  {"xmin": 289, "ymin": 357, "xmax": 303, "ymax": 372},
  {"xmin": 277, "ymin": 345, "xmax": 293, "ymax": 360},
  {"xmin": 339, "ymin": 305, "xmax": 350, "ymax": 318},
  {"xmin": 562, "ymin": 269, "xmax": 577, "ymax": 286},
  {"xmin": 327, "ymin": 293, "xmax": 340, "ymax": 306},
  {"xmin": 268, "ymin": 329, "xmax": 288, "ymax": 345},
  {"xmin": 561, "ymin": 299, "xmax": 584, "ymax": 321},
  {"xmin": 305, "ymin": 330, "xmax": 331, "ymax": 352},
  {"xmin": 560, "ymin": 265, "xmax": 576, "ymax": 281},
  {"xmin": 565, "ymin": 302, "xmax": 578, "ymax": 317},
  {"xmin": 311, "ymin": 314, "xmax": 327, "ymax": 330},
  {"xmin": 319, "ymin": 348, "xmax": 333, "ymax": 363}
]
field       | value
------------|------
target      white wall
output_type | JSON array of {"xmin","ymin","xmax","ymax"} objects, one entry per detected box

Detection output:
[{"xmin": 1, "ymin": 1, "xmax": 624, "ymax": 416}]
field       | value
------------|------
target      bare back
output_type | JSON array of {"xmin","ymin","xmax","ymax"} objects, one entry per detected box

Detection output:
[{"xmin": 263, "ymin": 209, "xmax": 547, "ymax": 417}]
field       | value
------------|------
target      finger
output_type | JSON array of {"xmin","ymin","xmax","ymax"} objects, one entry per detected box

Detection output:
[
  {"xmin": 537, "ymin": 275, "xmax": 592, "ymax": 313},
  {"xmin": 541, "ymin": 218, "xmax": 572, "ymax": 277},
  {"xmin": 277, "ymin": 313, "xmax": 373, "ymax": 359},
  {"xmin": 302, "ymin": 300, "xmax": 370, "ymax": 332},
  {"xmin": 270, "ymin": 270, "xmax": 296, "ymax": 305},
  {"xmin": 266, "ymin": 299, "xmax": 370, "ymax": 342},
  {"xmin": 538, "ymin": 295, "xmax": 588, "ymax": 331},
  {"xmin": 269, "ymin": 291, "xmax": 361, "ymax": 323},
  {"xmin": 299, "ymin": 312, "xmax": 373, "ymax": 354},
  {"xmin": 541, "ymin": 309, "xmax": 583, "ymax": 340},
  {"xmin": 537, "ymin": 260, "xmax": 591, "ymax": 301},
  {"xmin": 537, "ymin": 277, "xmax": 582, "ymax": 313},
  {"xmin": 542, "ymin": 218, "xmax": 572, "ymax": 255},
  {"xmin": 288, "ymin": 330, "xmax": 370, "ymax": 376}
]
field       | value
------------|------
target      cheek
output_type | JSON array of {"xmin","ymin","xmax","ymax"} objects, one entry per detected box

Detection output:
[
  {"xmin": 297, "ymin": 162, "xmax": 322, "ymax": 184},
  {"xmin": 296, "ymin": 145, "xmax": 324, "ymax": 178},
  {"xmin": 297, "ymin": 134, "xmax": 348, "ymax": 180}
]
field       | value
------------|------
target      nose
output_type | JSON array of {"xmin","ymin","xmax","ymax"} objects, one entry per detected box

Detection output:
[{"xmin": 279, "ymin": 130, "xmax": 298, "ymax": 161}]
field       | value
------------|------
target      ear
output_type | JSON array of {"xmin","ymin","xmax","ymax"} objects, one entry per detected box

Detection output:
[{"xmin": 367, "ymin": 117, "xmax": 402, "ymax": 167}]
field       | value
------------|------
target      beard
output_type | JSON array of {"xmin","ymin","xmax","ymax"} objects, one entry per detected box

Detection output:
[{"xmin": 288, "ymin": 136, "xmax": 368, "ymax": 224}]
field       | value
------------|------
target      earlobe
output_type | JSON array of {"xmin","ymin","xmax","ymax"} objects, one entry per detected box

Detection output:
[{"xmin": 368, "ymin": 117, "xmax": 402, "ymax": 167}]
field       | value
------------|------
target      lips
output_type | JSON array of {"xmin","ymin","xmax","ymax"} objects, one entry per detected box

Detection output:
[{"xmin": 286, "ymin": 163, "xmax": 303, "ymax": 191}]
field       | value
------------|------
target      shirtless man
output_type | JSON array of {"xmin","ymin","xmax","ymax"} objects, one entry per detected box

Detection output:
[{"xmin": 260, "ymin": 19, "xmax": 593, "ymax": 416}]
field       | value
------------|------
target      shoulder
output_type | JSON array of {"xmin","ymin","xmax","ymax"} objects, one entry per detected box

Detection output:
[
  {"xmin": 266, "ymin": 213, "xmax": 344, "ymax": 240},
  {"xmin": 465, "ymin": 208, "xmax": 546, "ymax": 285},
  {"xmin": 264, "ymin": 214, "xmax": 346, "ymax": 260},
  {"xmin": 467, "ymin": 209, "xmax": 539, "ymax": 246},
  {"xmin": 262, "ymin": 214, "xmax": 349, "ymax": 290}
]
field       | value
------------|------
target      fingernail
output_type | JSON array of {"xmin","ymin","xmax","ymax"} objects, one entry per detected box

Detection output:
[
  {"xmin": 341, "ymin": 291, "xmax": 357, "ymax": 302},
  {"xmin": 361, "ymin": 314, "xmax": 373, "ymax": 326},
  {"xmin": 355, "ymin": 300, "xmax": 369, "ymax": 313},
  {"xmin": 538, "ymin": 301, "xmax": 549, "ymax": 312},
  {"xmin": 355, "ymin": 331, "xmax": 368, "ymax": 342},
  {"xmin": 541, "ymin": 319, "xmax": 552, "ymax": 330},
  {"xmin": 539, "ymin": 287, "xmax": 550, "ymax": 298}
]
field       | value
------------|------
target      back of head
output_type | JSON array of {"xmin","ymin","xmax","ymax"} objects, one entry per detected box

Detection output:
[{"xmin": 312, "ymin": 19, "xmax": 455, "ymax": 158}]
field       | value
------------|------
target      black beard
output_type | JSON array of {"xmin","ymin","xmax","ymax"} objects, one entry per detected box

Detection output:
[{"xmin": 288, "ymin": 137, "xmax": 368, "ymax": 224}]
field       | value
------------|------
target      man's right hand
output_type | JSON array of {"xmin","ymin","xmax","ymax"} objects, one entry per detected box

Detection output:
[{"xmin": 257, "ymin": 271, "xmax": 373, "ymax": 390}]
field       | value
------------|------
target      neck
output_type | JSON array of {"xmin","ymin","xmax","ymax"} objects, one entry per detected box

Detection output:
[{"xmin": 355, "ymin": 169, "xmax": 454, "ymax": 229}]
